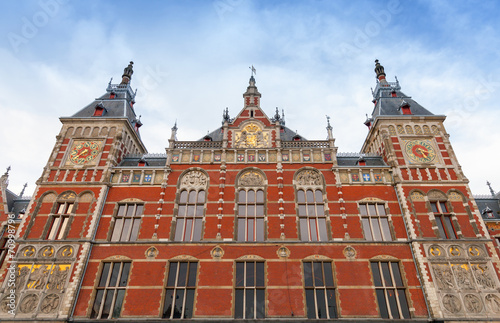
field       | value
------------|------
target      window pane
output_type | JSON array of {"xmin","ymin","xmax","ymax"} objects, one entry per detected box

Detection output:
[
  {"xmin": 237, "ymin": 219, "xmax": 246, "ymax": 241},
  {"xmin": 184, "ymin": 289, "xmax": 195, "ymax": 318},
  {"xmin": 323, "ymin": 262, "xmax": 334, "ymax": 287},
  {"xmin": 108, "ymin": 263, "xmax": 121, "ymax": 287},
  {"xmin": 443, "ymin": 217, "xmax": 457, "ymax": 239},
  {"xmin": 297, "ymin": 190, "xmax": 305, "ymax": 203},
  {"xmin": 57, "ymin": 217, "xmax": 69, "ymax": 240},
  {"xmin": 235, "ymin": 289, "xmax": 244, "ymax": 318},
  {"xmin": 126, "ymin": 205, "xmax": 134, "ymax": 217},
  {"xmin": 167, "ymin": 262, "xmax": 177, "ymax": 287},
  {"xmin": 256, "ymin": 262, "xmax": 265, "ymax": 287},
  {"xmin": 184, "ymin": 219, "xmax": 193, "ymax": 241},
  {"xmin": 377, "ymin": 204, "xmax": 386, "ymax": 215},
  {"xmin": 309, "ymin": 219, "xmax": 318, "ymax": 241},
  {"xmin": 313, "ymin": 262, "xmax": 324, "ymax": 286},
  {"xmin": 178, "ymin": 262, "xmax": 188, "ymax": 286},
  {"xmin": 316, "ymin": 289, "xmax": 327, "ymax": 319},
  {"xmin": 387, "ymin": 289, "xmax": 400, "ymax": 319},
  {"xmin": 247, "ymin": 190, "xmax": 255, "ymax": 203},
  {"xmin": 315, "ymin": 190, "xmax": 322, "ymax": 202},
  {"xmin": 362, "ymin": 218, "xmax": 372, "ymax": 240},
  {"xmin": 256, "ymin": 219, "xmax": 264, "ymax": 241},
  {"xmin": 90, "ymin": 289, "xmax": 104, "ymax": 318},
  {"xmin": 188, "ymin": 191, "xmax": 196, "ymax": 203},
  {"xmin": 188, "ymin": 263, "xmax": 198, "ymax": 287},
  {"xmin": 172, "ymin": 289, "xmax": 184, "ymax": 318},
  {"xmin": 195, "ymin": 205, "xmax": 204, "ymax": 217},
  {"xmin": 371, "ymin": 262, "xmax": 382, "ymax": 287},
  {"xmin": 135, "ymin": 204, "xmax": 143, "ymax": 215},
  {"xmin": 238, "ymin": 190, "xmax": 246, "ymax": 203},
  {"xmin": 248, "ymin": 219, "xmax": 254, "ymax": 241},
  {"xmin": 305, "ymin": 289, "xmax": 316, "ymax": 319},
  {"xmin": 98, "ymin": 263, "xmax": 111, "ymax": 287},
  {"xmin": 178, "ymin": 205, "xmax": 186, "ymax": 217},
  {"xmin": 300, "ymin": 219, "xmax": 309, "ymax": 241},
  {"xmin": 368, "ymin": 204, "xmax": 377, "ymax": 216},
  {"xmin": 398, "ymin": 289, "xmax": 410, "ymax": 318},
  {"xmin": 101, "ymin": 289, "xmax": 114, "ymax": 319},
  {"xmin": 48, "ymin": 217, "xmax": 60, "ymax": 240},
  {"xmin": 359, "ymin": 204, "xmax": 367, "ymax": 216},
  {"xmin": 256, "ymin": 289, "xmax": 265, "ymax": 318},
  {"xmin": 391, "ymin": 263, "xmax": 403, "ymax": 286},
  {"xmin": 187, "ymin": 205, "xmax": 195, "ymax": 217},
  {"xmin": 130, "ymin": 219, "xmax": 140, "ymax": 241},
  {"xmin": 303, "ymin": 262, "xmax": 313, "ymax": 287},
  {"xmin": 175, "ymin": 219, "xmax": 184, "ymax": 241},
  {"xmin": 298, "ymin": 205, "xmax": 306, "ymax": 216},
  {"xmin": 371, "ymin": 218, "xmax": 382, "ymax": 241},
  {"xmin": 193, "ymin": 219, "xmax": 202, "ymax": 241},
  {"xmin": 380, "ymin": 218, "xmax": 392, "ymax": 241},
  {"xmin": 119, "ymin": 263, "xmax": 130, "ymax": 287},
  {"xmin": 179, "ymin": 190, "xmax": 188, "ymax": 203},
  {"xmin": 435, "ymin": 216, "xmax": 447, "ymax": 238},
  {"xmin": 238, "ymin": 205, "xmax": 246, "ymax": 216},
  {"xmin": 306, "ymin": 190, "xmax": 314, "ymax": 203},
  {"xmin": 163, "ymin": 289, "xmax": 174, "ymax": 318},
  {"xmin": 256, "ymin": 190, "xmax": 264, "ymax": 203},
  {"xmin": 430, "ymin": 202, "xmax": 438, "ymax": 213},
  {"xmin": 197, "ymin": 190, "xmax": 205, "ymax": 203},
  {"xmin": 326, "ymin": 288, "xmax": 337, "ymax": 318},
  {"xmin": 316, "ymin": 204, "xmax": 324, "ymax": 216},
  {"xmin": 246, "ymin": 262, "xmax": 255, "ymax": 286},
  {"xmin": 245, "ymin": 289, "xmax": 254, "ymax": 319},
  {"xmin": 318, "ymin": 218, "xmax": 328, "ymax": 241},
  {"xmin": 66, "ymin": 203, "xmax": 74, "ymax": 214},
  {"xmin": 236, "ymin": 262, "xmax": 244, "ymax": 287},
  {"xmin": 120, "ymin": 218, "xmax": 131, "ymax": 241},
  {"xmin": 308, "ymin": 205, "xmax": 315, "ymax": 217},
  {"xmin": 256, "ymin": 205, "xmax": 264, "ymax": 216},
  {"xmin": 376, "ymin": 289, "xmax": 389, "ymax": 318},
  {"xmin": 117, "ymin": 205, "xmax": 126, "ymax": 217},
  {"xmin": 247, "ymin": 205, "xmax": 255, "ymax": 217},
  {"xmin": 381, "ymin": 262, "xmax": 393, "ymax": 287},
  {"xmin": 112, "ymin": 289, "xmax": 125, "ymax": 318},
  {"xmin": 440, "ymin": 202, "xmax": 448, "ymax": 213}
]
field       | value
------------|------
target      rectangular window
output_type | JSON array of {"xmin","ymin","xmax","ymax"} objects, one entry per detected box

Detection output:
[
  {"xmin": 91, "ymin": 262, "xmax": 131, "ymax": 319},
  {"xmin": 371, "ymin": 261, "xmax": 410, "ymax": 319},
  {"xmin": 0, "ymin": 236, "xmax": 7, "ymax": 268},
  {"xmin": 163, "ymin": 261, "xmax": 198, "ymax": 319},
  {"xmin": 46, "ymin": 215, "xmax": 70, "ymax": 240},
  {"xmin": 237, "ymin": 189, "xmax": 265, "ymax": 242},
  {"xmin": 360, "ymin": 203, "xmax": 392, "ymax": 241},
  {"xmin": 175, "ymin": 190, "xmax": 205, "ymax": 242},
  {"xmin": 303, "ymin": 261, "xmax": 337, "ymax": 319},
  {"xmin": 298, "ymin": 189, "xmax": 328, "ymax": 241},
  {"xmin": 235, "ymin": 261, "xmax": 265, "ymax": 319},
  {"xmin": 431, "ymin": 201, "xmax": 457, "ymax": 239},
  {"xmin": 111, "ymin": 204, "xmax": 143, "ymax": 242}
]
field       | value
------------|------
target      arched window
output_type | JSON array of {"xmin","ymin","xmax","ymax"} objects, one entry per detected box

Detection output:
[
  {"xmin": 428, "ymin": 190, "xmax": 457, "ymax": 239},
  {"xmin": 46, "ymin": 192, "xmax": 76, "ymax": 240},
  {"xmin": 297, "ymin": 189, "xmax": 327, "ymax": 241},
  {"xmin": 237, "ymin": 189, "xmax": 265, "ymax": 241},
  {"xmin": 175, "ymin": 190, "xmax": 205, "ymax": 242}
]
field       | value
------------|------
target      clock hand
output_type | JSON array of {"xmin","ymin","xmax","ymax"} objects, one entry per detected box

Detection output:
[
  {"xmin": 75, "ymin": 149, "xmax": 89, "ymax": 158},
  {"xmin": 415, "ymin": 148, "xmax": 428, "ymax": 158}
]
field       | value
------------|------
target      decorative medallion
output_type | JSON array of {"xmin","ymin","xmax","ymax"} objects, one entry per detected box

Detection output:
[
  {"xmin": 59, "ymin": 191, "xmax": 76, "ymax": 200},
  {"xmin": 442, "ymin": 294, "xmax": 462, "ymax": 313},
  {"xmin": 68, "ymin": 140, "xmax": 102, "ymax": 165},
  {"xmin": 214, "ymin": 154, "xmax": 221, "ymax": 162},
  {"xmin": 276, "ymin": 246, "xmax": 290, "ymax": 258},
  {"xmin": 351, "ymin": 174, "xmax": 360, "ymax": 182},
  {"xmin": 180, "ymin": 170, "xmax": 208, "ymax": 189},
  {"xmin": 282, "ymin": 154, "xmax": 289, "ymax": 161},
  {"xmin": 258, "ymin": 154, "xmax": 266, "ymax": 162},
  {"xmin": 132, "ymin": 174, "xmax": 141, "ymax": 183},
  {"xmin": 40, "ymin": 294, "xmax": 60, "ymax": 314},
  {"xmin": 145, "ymin": 246, "xmax": 159, "ymax": 259},
  {"xmin": 296, "ymin": 169, "xmax": 322, "ymax": 186},
  {"xmin": 19, "ymin": 294, "xmax": 39, "ymax": 313},
  {"xmin": 234, "ymin": 123, "xmax": 270, "ymax": 148},
  {"xmin": 448, "ymin": 245, "xmax": 462, "ymax": 257},
  {"xmin": 362, "ymin": 173, "xmax": 371, "ymax": 181},
  {"xmin": 237, "ymin": 154, "xmax": 245, "ymax": 162},
  {"xmin": 171, "ymin": 154, "xmax": 179, "ymax": 162},
  {"xmin": 428, "ymin": 245, "xmax": 444, "ymax": 257},
  {"xmin": 485, "ymin": 294, "xmax": 500, "ymax": 313},
  {"xmin": 121, "ymin": 174, "xmax": 130, "ymax": 183},
  {"xmin": 192, "ymin": 154, "xmax": 200, "ymax": 162},
  {"xmin": 464, "ymin": 294, "xmax": 483, "ymax": 313},
  {"xmin": 248, "ymin": 154, "xmax": 255, "ymax": 162},
  {"xmin": 210, "ymin": 246, "xmax": 224, "ymax": 259},
  {"xmin": 343, "ymin": 246, "xmax": 356, "ymax": 259},
  {"xmin": 324, "ymin": 153, "xmax": 331, "ymax": 161},
  {"xmin": 239, "ymin": 171, "xmax": 264, "ymax": 186},
  {"xmin": 57, "ymin": 245, "xmax": 74, "ymax": 258},
  {"xmin": 303, "ymin": 154, "xmax": 310, "ymax": 162},
  {"xmin": 468, "ymin": 245, "xmax": 483, "ymax": 257},
  {"xmin": 373, "ymin": 173, "xmax": 383, "ymax": 182},
  {"xmin": 144, "ymin": 174, "xmax": 152, "ymax": 182},
  {"xmin": 38, "ymin": 246, "xmax": 54, "ymax": 258},
  {"xmin": 21, "ymin": 246, "xmax": 36, "ymax": 258},
  {"xmin": 405, "ymin": 140, "xmax": 437, "ymax": 164}
]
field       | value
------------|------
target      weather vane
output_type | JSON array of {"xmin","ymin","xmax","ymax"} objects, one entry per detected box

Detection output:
[{"xmin": 249, "ymin": 65, "xmax": 256, "ymax": 77}]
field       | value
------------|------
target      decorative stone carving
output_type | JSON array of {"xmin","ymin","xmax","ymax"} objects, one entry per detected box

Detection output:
[
  {"xmin": 432, "ymin": 125, "xmax": 439, "ymax": 134},
  {"xmin": 410, "ymin": 191, "xmax": 425, "ymax": 201},
  {"xmin": 40, "ymin": 294, "xmax": 60, "ymax": 314},
  {"xmin": 397, "ymin": 125, "xmax": 404, "ymax": 134},
  {"xmin": 423, "ymin": 125, "xmax": 431, "ymax": 134},
  {"xmin": 145, "ymin": 246, "xmax": 159, "ymax": 259},
  {"xmin": 405, "ymin": 125, "xmax": 413, "ymax": 134},
  {"xmin": 428, "ymin": 190, "xmax": 447, "ymax": 200},
  {"xmin": 451, "ymin": 264, "xmax": 474, "ymax": 289},
  {"xmin": 442, "ymin": 294, "xmax": 462, "ymax": 313},
  {"xmin": 19, "ymin": 294, "xmax": 39, "ymax": 313},
  {"xmin": 0, "ymin": 296, "xmax": 12, "ymax": 313},
  {"xmin": 472, "ymin": 264, "xmax": 496, "ymax": 289},
  {"xmin": 429, "ymin": 245, "xmax": 444, "ymax": 257},
  {"xmin": 59, "ymin": 191, "xmax": 76, "ymax": 200},
  {"xmin": 57, "ymin": 245, "xmax": 73, "ymax": 258},
  {"xmin": 448, "ymin": 245, "xmax": 462, "ymax": 257},
  {"xmin": 415, "ymin": 125, "xmax": 423, "ymax": 134},
  {"xmin": 433, "ymin": 264, "xmax": 455, "ymax": 289},
  {"xmin": 343, "ymin": 246, "xmax": 356, "ymax": 259},
  {"xmin": 180, "ymin": 170, "xmax": 207, "ymax": 189},
  {"xmin": 485, "ymin": 294, "xmax": 500, "ymax": 313},
  {"xmin": 296, "ymin": 170, "xmax": 322, "ymax": 186},
  {"xmin": 234, "ymin": 123, "xmax": 270, "ymax": 148},
  {"xmin": 277, "ymin": 246, "xmax": 290, "ymax": 258},
  {"xmin": 21, "ymin": 246, "xmax": 35, "ymax": 258},
  {"xmin": 38, "ymin": 246, "xmax": 54, "ymax": 258},
  {"xmin": 239, "ymin": 171, "xmax": 264, "ymax": 186},
  {"xmin": 46, "ymin": 265, "xmax": 69, "ymax": 290},
  {"xmin": 210, "ymin": 246, "xmax": 224, "ymax": 259},
  {"xmin": 16, "ymin": 265, "xmax": 31, "ymax": 290},
  {"xmin": 388, "ymin": 125, "xmax": 396, "ymax": 135},
  {"xmin": 27, "ymin": 265, "xmax": 50, "ymax": 290},
  {"xmin": 448, "ymin": 191, "xmax": 463, "ymax": 201},
  {"xmin": 468, "ymin": 245, "xmax": 483, "ymax": 257},
  {"xmin": 464, "ymin": 294, "xmax": 483, "ymax": 313}
]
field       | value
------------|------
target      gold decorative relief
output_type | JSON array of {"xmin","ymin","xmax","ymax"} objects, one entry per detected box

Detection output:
[{"xmin": 234, "ymin": 123, "xmax": 270, "ymax": 148}]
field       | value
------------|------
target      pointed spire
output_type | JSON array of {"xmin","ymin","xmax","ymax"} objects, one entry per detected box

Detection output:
[
  {"xmin": 120, "ymin": 61, "xmax": 134, "ymax": 85},
  {"xmin": 487, "ymin": 181, "xmax": 496, "ymax": 197},
  {"xmin": 374, "ymin": 59, "xmax": 386, "ymax": 82},
  {"xmin": 19, "ymin": 183, "xmax": 27, "ymax": 198},
  {"xmin": 326, "ymin": 115, "xmax": 332, "ymax": 131},
  {"xmin": 4, "ymin": 166, "xmax": 10, "ymax": 176}
]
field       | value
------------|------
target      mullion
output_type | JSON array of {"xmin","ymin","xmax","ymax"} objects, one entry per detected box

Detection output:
[{"xmin": 388, "ymin": 263, "xmax": 402, "ymax": 318}]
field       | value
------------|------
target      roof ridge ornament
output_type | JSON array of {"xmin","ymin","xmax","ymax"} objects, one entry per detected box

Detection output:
[
  {"xmin": 120, "ymin": 61, "xmax": 134, "ymax": 85},
  {"xmin": 487, "ymin": 181, "xmax": 496, "ymax": 197}
]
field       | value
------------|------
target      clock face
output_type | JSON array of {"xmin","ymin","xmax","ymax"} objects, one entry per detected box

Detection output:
[
  {"xmin": 405, "ymin": 140, "xmax": 437, "ymax": 164},
  {"xmin": 69, "ymin": 141, "xmax": 101, "ymax": 165}
]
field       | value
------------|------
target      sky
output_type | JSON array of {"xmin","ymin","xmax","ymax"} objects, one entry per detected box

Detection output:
[{"xmin": 0, "ymin": 0, "xmax": 499, "ymax": 197}]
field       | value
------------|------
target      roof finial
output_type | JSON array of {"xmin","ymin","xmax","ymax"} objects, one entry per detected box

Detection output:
[
  {"xmin": 326, "ymin": 115, "xmax": 332, "ymax": 130},
  {"xmin": 249, "ymin": 65, "xmax": 256, "ymax": 77},
  {"xmin": 374, "ymin": 59, "xmax": 386, "ymax": 82},
  {"xmin": 487, "ymin": 181, "xmax": 496, "ymax": 197},
  {"xmin": 4, "ymin": 166, "xmax": 11, "ymax": 176},
  {"xmin": 120, "ymin": 61, "xmax": 134, "ymax": 85},
  {"xmin": 19, "ymin": 183, "xmax": 27, "ymax": 198}
]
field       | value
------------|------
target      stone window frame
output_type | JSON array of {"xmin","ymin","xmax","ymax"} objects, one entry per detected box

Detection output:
[
  {"xmin": 161, "ymin": 260, "xmax": 199, "ymax": 319},
  {"xmin": 43, "ymin": 191, "xmax": 77, "ymax": 241},
  {"xmin": 108, "ymin": 203, "xmax": 144, "ymax": 242},
  {"xmin": 427, "ymin": 190, "xmax": 461, "ymax": 240},
  {"xmin": 234, "ymin": 257, "xmax": 266, "ymax": 319},
  {"xmin": 234, "ymin": 168, "xmax": 268, "ymax": 242},
  {"xmin": 293, "ymin": 167, "xmax": 330, "ymax": 242},
  {"xmin": 302, "ymin": 259, "xmax": 338, "ymax": 319},
  {"xmin": 171, "ymin": 168, "xmax": 209, "ymax": 242},
  {"xmin": 357, "ymin": 199, "xmax": 394, "ymax": 242}
]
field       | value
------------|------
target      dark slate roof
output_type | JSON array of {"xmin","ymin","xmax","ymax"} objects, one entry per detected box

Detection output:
[
  {"xmin": 5, "ymin": 189, "xmax": 30, "ymax": 218},
  {"xmin": 200, "ymin": 125, "xmax": 306, "ymax": 142},
  {"xmin": 372, "ymin": 91, "xmax": 434, "ymax": 117},
  {"xmin": 118, "ymin": 155, "xmax": 167, "ymax": 167},
  {"xmin": 337, "ymin": 156, "xmax": 387, "ymax": 167},
  {"xmin": 475, "ymin": 197, "xmax": 500, "ymax": 220}
]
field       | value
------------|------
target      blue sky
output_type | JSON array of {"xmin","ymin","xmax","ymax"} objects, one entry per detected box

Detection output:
[{"xmin": 1, "ymin": 0, "xmax": 499, "ymax": 197}]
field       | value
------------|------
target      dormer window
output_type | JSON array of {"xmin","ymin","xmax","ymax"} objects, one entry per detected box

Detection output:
[
  {"xmin": 293, "ymin": 135, "xmax": 301, "ymax": 141},
  {"xmin": 203, "ymin": 135, "xmax": 212, "ymax": 142},
  {"xmin": 357, "ymin": 157, "xmax": 366, "ymax": 166},
  {"xmin": 138, "ymin": 159, "xmax": 148, "ymax": 167},
  {"xmin": 109, "ymin": 92, "xmax": 116, "ymax": 99},
  {"xmin": 482, "ymin": 206, "xmax": 494, "ymax": 218},
  {"xmin": 93, "ymin": 105, "xmax": 106, "ymax": 117},
  {"xmin": 399, "ymin": 101, "xmax": 412, "ymax": 115},
  {"xmin": 391, "ymin": 91, "xmax": 397, "ymax": 97}
]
